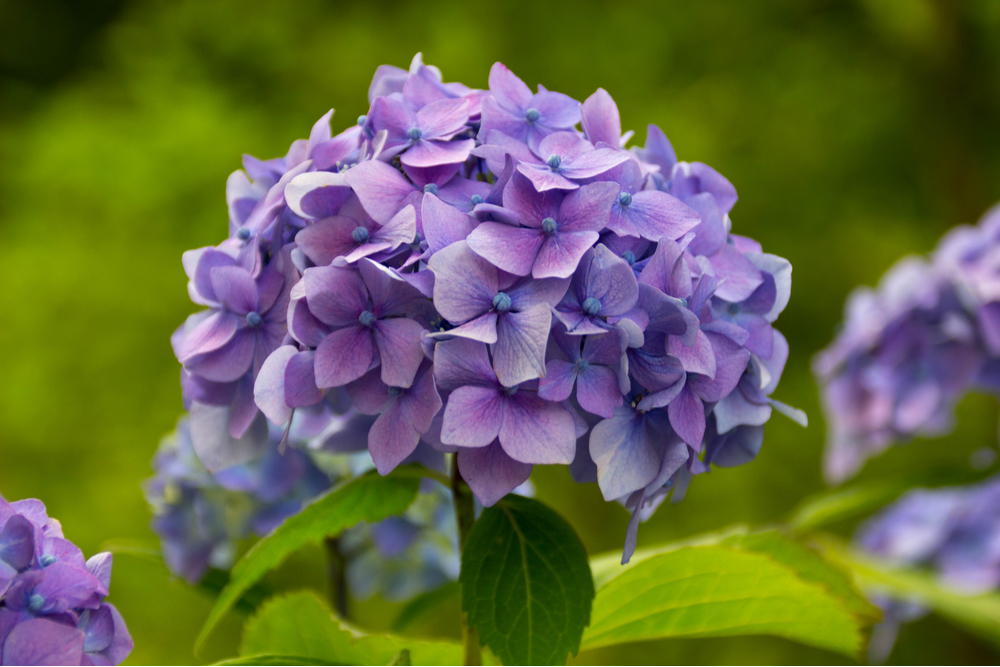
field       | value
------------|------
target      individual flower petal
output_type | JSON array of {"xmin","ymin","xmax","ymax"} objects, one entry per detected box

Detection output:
[
  {"xmin": 441, "ymin": 385, "xmax": 504, "ymax": 448},
  {"xmin": 590, "ymin": 407, "xmax": 661, "ymax": 500},
  {"xmin": 492, "ymin": 305, "xmax": 552, "ymax": 387},
  {"xmin": 499, "ymin": 392, "xmax": 576, "ymax": 464},
  {"xmin": 314, "ymin": 326, "xmax": 374, "ymax": 388},
  {"xmin": 458, "ymin": 441, "xmax": 533, "ymax": 507}
]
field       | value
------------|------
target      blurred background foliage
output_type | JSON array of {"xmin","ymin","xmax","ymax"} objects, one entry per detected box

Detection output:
[{"xmin": 2, "ymin": 0, "xmax": 1000, "ymax": 663}]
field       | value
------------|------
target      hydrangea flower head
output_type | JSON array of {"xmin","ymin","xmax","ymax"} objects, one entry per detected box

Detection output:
[{"xmin": 172, "ymin": 54, "xmax": 800, "ymax": 562}]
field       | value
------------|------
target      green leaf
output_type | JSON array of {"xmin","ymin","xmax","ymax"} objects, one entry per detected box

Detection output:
[
  {"xmin": 239, "ymin": 590, "xmax": 464, "ymax": 665},
  {"xmin": 215, "ymin": 655, "xmax": 338, "ymax": 665},
  {"xmin": 818, "ymin": 536, "xmax": 1000, "ymax": 648},
  {"xmin": 460, "ymin": 494, "xmax": 595, "ymax": 666},
  {"xmin": 582, "ymin": 537, "xmax": 873, "ymax": 658},
  {"xmin": 387, "ymin": 649, "xmax": 411, "ymax": 665},
  {"xmin": 196, "ymin": 467, "xmax": 424, "ymax": 652},
  {"xmin": 392, "ymin": 581, "xmax": 461, "ymax": 639}
]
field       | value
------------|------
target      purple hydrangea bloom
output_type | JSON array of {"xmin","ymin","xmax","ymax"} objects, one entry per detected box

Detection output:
[
  {"xmin": 172, "ymin": 55, "xmax": 798, "ymax": 560},
  {"xmin": 0, "ymin": 498, "xmax": 132, "ymax": 666},
  {"xmin": 814, "ymin": 205, "xmax": 1000, "ymax": 482}
]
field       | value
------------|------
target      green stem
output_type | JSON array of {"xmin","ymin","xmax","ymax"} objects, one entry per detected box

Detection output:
[
  {"xmin": 451, "ymin": 455, "xmax": 482, "ymax": 666},
  {"xmin": 324, "ymin": 536, "xmax": 349, "ymax": 620}
]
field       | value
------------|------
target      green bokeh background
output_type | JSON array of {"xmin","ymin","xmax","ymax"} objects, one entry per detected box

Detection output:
[{"xmin": 2, "ymin": 0, "xmax": 1000, "ymax": 663}]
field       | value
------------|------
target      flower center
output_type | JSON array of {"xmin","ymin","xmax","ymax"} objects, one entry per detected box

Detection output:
[
  {"xmin": 359, "ymin": 310, "xmax": 375, "ymax": 327},
  {"xmin": 357, "ymin": 115, "xmax": 367, "ymax": 126},
  {"xmin": 27, "ymin": 594, "xmax": 45, "ymax": 613},
  {"xmin": 39, "ymin": 554, "xmax": 56, "ymax": 567},
  {"xmin": 727, "ymin": 302, "xmax": 741, "ymax": 315},
  {"xmin": 236, "ymin": 228, "xmax": 251, "ymax": 241},
  {"xmin": 542, "ymin": 217, "xmax": 558, "ymax": 234},
  {"xmin": 525, "ymin": 108, "xmax": 541, "ymax": 123},
  {"xmin": 582, "ymin": 297, "xmax": 602, "ymax": 316},
  {"xmin": 388, "ymin": 386, "xmax": 402, "ymax": 396},
  {"xmin": 245, "ymin": 311, "xmax": 263, "ymax": 327},
  {"xmin": 470, "ymin": 194, "xmax": 483, "ymax": 205},
  {"xmin": 423, "ymin": 183, "xmax": 438, "ymax": 194},
  {"xmin": 618, "ymin": 192, "xmax": 633, "ymax": 207},
  {"xmin": 503, "ymin": 384, "xmax": 520, "ymax": 396},
  {"xmin": 546, "ymin": 154, "xmax": 562, "ymax": 170},
  {"xmin": 352, "ymin": 226, "xmax": 370, "ymax": 243},
  {"xmin": 575, "ymin": 358, "xmax": 590, "ymax": 373},
  {"xmin": 622, "ymin": 250, "xmax": 636, "ymax": 266},
  {"xmin": 492, "ymin": 292, "xmax": 512, "ymax": 313},
  {"xmin": 408, "ymin": 127, "xmax": 423, "ymax": 141}
]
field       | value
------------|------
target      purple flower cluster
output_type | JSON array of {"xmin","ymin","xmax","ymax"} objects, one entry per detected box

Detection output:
[
  {"xmin": 172, "ymin": 54, "xmax": 800, "ymax": 561},
  {"xmin": 0, "ymin": 498, "xmax": 132, "ymax": 666},
  {"xmin": 815, "ymin": 204, "xmax": 1000, "ymax": 483},
  {"xmin": 856, "ymin": 476, "xmax": 1000, "ymax": 661}
]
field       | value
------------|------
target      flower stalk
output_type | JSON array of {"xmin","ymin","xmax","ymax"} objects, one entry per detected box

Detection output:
[{"xmin": 451, "ymin": 454, "xmax": 482, "ymax": 666}]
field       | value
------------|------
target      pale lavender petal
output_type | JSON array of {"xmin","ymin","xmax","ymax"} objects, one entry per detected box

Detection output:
[
  {"xmin": 184, "ymin": 329, "xmax": 255, "ymax": 383},
  {"xmin": 633, "ymin": 124, "xmax": 677, "ymax": 174},
  {"xmin": 192, "ymin": 248, "xmax": 238, "ymax": 303},
  {"xmin": 428, "ymin": 313, "xmax": 499, "ymax": 344},
  {"xmin": 253, "ymin": 345, "xmax": 297, "ymax": 424},
  {"xmin": 708, "ymin": 244, "xmax": 764, "ymax": 302},
  {"xmin": 576, "ymin": 365, "xmax": 623, "ymax": 419},
  {"xmin": 358, "ymin": 258, "xmax": 423, "ymax": 317},
  {"xmin": 441, "ymin": 385, "xmax": 504, "ymax": 447},
  {"xmin": 668, "ymin": 385, "xmax": 706, "ymax": 448},
  {"xmin": 668, "ymin": 329, "xmax": 717, "ymax": 378},
  {"xmin": 560, "ymin": 148, "xmax": 631, "ymax": 180},
  {"xmin": 209, "ymin": 266, "xmax": 258, "ymax": 315},
  {"xmin": 627, "ymin": 345, "xmax": 685, "ymax": 392},
  {"xmin": 533, "ymin": 231, "xmax": 600, "ymax": 279},
  {"xmin": 303, "ymin": 265, "xmax": 368, "ymax": 327},
  {"xmin": 428, "ymin": 241, "xmax": 497, "ymax": 323},
  {"xmin": 638, "ymin": 237, "xmax": 692, "ymax": 298},
  {"xmin": 531, "ymin": 90, "xmax": 582, "ymax": 131},
  {"xmin": 557, "ymin": 182, "xmax": 619, "ymax": 233},
  {"xmin": 466, "ymin": 223, "xmax": 544, "ymax": 276},
  {"xmin": 422, "ymin": 193, "xmax": 477, "ymax": 254},
  {"xmin": 343, "ymin": 159, "xmax": 418, "ymax": 224},
  {"xmin": 373, "ymin": 318, "xmax": 426, "ymax": 388},
  {"xmin": 288, "ymin": 297, "xmax": 329, "ymax": 348},
  {"xmin": 416, "ymin": 97, "xmax": 471, "ymax": 138},
  {"xmin": 432, "ymin": 338, "xmax": 496, "ymax": 390},
  {"xmin": 401, "ymin": 138, "xmax": 475, "ymax": 168},
  {"xmin": 587, "ymin": 244, "xmax": 639, "ymax": 316},
  {"xmin": 458, "ymin": 441, "xmax": 533, "ymax": 507},
  {"xmin": 3, "ymin": 618, "xmax": 85, "ymax": 667},
  {"xmin": 285, "ymin": 171, "xmax": 352, "ymax": 220},
  {"xmin": 672, "ymin": 161, "xmax": 738, "ymax": 214},
  {"xmin": 492, "ymin": 305, "xmax": 552, "ymax": 387},
  {"xmin": 178, "ymin": 310, "xmax": 240, "ymax": 361},
  {"xmin": 285, "ymin": 349, "xmax": 323, "ymax": 408},
  {"xmin": 516, "ymin": 163, "xmax": 580, "ymax": 192},
  {"xmin": 314, "ymin": 325, "xmax": 374, "ymax": 388},
  {"xmin": 689, "ymin": 332, "xmax": 751, "ymax": 402},
  {"xmin": 581, "ymin": 88, "xmax": 621, "ymax": 147},
  {"xmin": 501, "ymin": 172, "xmax": 563, "ymax": 226},
  {"xmin": 537, "ymin": 359, "xmax": 578, "ymax": 402},
  {"xmin": 487, "ymin": 62, "xmax": 533, "ymax": 111},
  {"xmin": 506, "ymin": 275, "xmax": 571, "ymax": 309},
  {"xmin": 368, "ymin": 398, "xmax": 422, "ymax": 475},
  {"xmin": 684, "ymin": 192, "xmax": 727, "ymax": 257},
  {"xmin": 714, "ymin": 390, "xmax": 771, "ymax": 434},
  {"xmin": 295, "ymin": 216, "xmax": 361, "ymax": 266},
  {"xmin": 610, "ymin": 190, "xmax": 700, "ymax": 242},
  {"xmin": 589, "ymin": 407, "xmax": 660, "ymax": 500},
  {"xmin": 368, "ymin": 95, "xmax": 415, "ymax": 150},
  {"xmin": 499, "ymin": 393, "xmax": 576, "ymax": 464}
]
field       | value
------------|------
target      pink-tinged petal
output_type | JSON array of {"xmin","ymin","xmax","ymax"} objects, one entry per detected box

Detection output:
[
  {"xmin": 537, "ymin": 359, "xmax": 578, "ymax": 402},
  {"xmin": 610, "ymin": 190, "xmax": 700, "ymax": 242},
  {"xmin": 538, "ymin": 132, "xmax": 590, "ymax": 161},
  {"xmin": 308, "ymin": 109, "xmax": 333, "ymax": 149},
  {"xmin": 288, "ymin": 297, "xmax": 329, "ymax": 347},
  {"xmin": 441, "ymin": 385, "xmax": 504, "ymax": 447},
  {"xmin": 581, "ymin": 88, "xmax": 622, "ymax": 146},
  {"xmin": 368, "ymin": 399, "xmax": 421, "ymax": 475},
  {"xmin": 690, "ymin": 332, "xmax": 751, "ymax": 402},
  {"xmin": 295, "ymin": 216, "xmax": 360, "ymax": 266},
  {"xmin": 343, "ymin": 159, "xmax": 418, "ymax": 224},
  {"xmin": 185, "ymin": 329, "xmax": 256, "ymax": 383},
  {"xmin": 428, "ymin": 241, "xmax": 497, "ymax": 323},
  {"xmin": 3, "ymin": 617, "xmax": 85, "ymax": 666},
  {"xmin": 427, "ymin": 312, "xmax": 499, "ymax": 344},
  {"xmin": 311, "ymin": 126, "xmax": 362, "ymax": 171},
  {"xmin": 487, "ymin": 62, "xmax": 533, "ymax": 111},
  {"xmin": 314, "ymin": 325, "xmax": 374, "ymax": 388},
  {"xmin": 303, "ymin": 265, "xmax": 369, "ymax": 327},
  {"xmin": 639, "ymin": 238, "xmax": 693, "ymax": 298},
  {"xmin": 369, "ymin": 203, "xmax": 417, "ymax": 252},
  {"xmin": 285, "ymin": 349, "xmax": 323, "ymax": 408},
  {"xmin": 286, "ymin": 171, "xmax": 352, "ymax": 220},
  {"xmin": 433, "ymin": 337, "xmax": 497, "ymax": 390},
  {"xmin": 416, "ymin": 97, "xmax": 471, "ymax": 138},
  {"xmin": 358, "ymin": 258, "xmax": 423, "ymax": 317},
  {"xmin": 422, "ymin": 193, "xmax": 477, "ymax": 254},
  {"xmin": 471, "ymin": 129, "xmax": 541, "ymax": 174},
  {"xmin": 466, "ymin": 223, "xmax": 545, "ymax": 276},
  {"xmin": 499, "ymin": 392, "xmax": 576, "ymax": 464},
  {"xmin": 458, "ymin": 442, "xmax": 533, "ymax": 507},
  {"xmin": 178, "ymin": 310, "xmax": 240, "ymax": 360},
  {"xmin": 532, "ymin": 90, "xmax": 582, "ymax": 131},
  {"xmin": 683, "ymin": 192, "xmax": 727, "ymax": 256},
  {"xmin": 373, "ymin": 318, "xmax": 426, "ymax": 388},
  {"xmin": 253, "ymin": 345, "xmax": 297, "ymax": 424},
  {"xmin": 492, "ymin": 305, "xmax": 552, "ymax": 387},
  {"xmin": 561, "ymin": 148, "xmax": 631, "ymax": 180},
  {"xmin": 517, "ymin": 163, "xmax": 580, "ymax": 192},
  {"xmin": 368, "ymin": 64, "xmax": 409, "ymax": 102},
  {"xmin": 558, "ymin": 182, "xmax": 619, "ymax": 233},
  {"xmin": 401, "ymin": 138, "xmax": 475, "ymax": 168},
  {"xmin": 668, "ymin": 386, "xmax": 706, "ymax": 449},
  {"xmin": 210, "ymin": 266, "xmax": 258, "ymax": 315},
  {"xmin": 708, "ymin": 244, "xmax": 765, "ymax": 302},
  {"xmin": 189, "ymin": 402, "xmax": 269, "ymax": 472},
  {"xmin": 668, "ymin": 329, "xmax": 717, "ymax": 378},
  {"xmin": 501, "ymin": 172, "xmax": 563, "ymax": 226},
  {"xmin": 576, "ymin": 365, "xmax": 623, "ymax": 419},
  {"xmin": 589, "ymin": 407, "xmax": 661, "ymax": 500},
  {"xmin": 533, "ymin": 230, "xmax": 600, "ymax": 279}
]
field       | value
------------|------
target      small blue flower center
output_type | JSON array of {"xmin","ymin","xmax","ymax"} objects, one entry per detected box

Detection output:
[
  {"xmin": 28, "ymin": 594, "xmax": 45, "ymax": 613},
  {"xmin": 236, "ymin": 228, "xmax": 251, "ymax": 241},
  {"xmin": 357, "ymin": 115, "xmax": 367, "ymax": 126},
  {"xmin": 582, "ymin": 297, "xmax": 602, "ymax": 316},
  {"xmin": 408, "ymin": 127, "xmax": 423, "ymax": 141},
  {"xmin": 388, "ymin": 387, "xmax": 402, "ymax": 396},
  {"xmin": 503, "ymin": 384, "xmax": 520, "ymax": 396},
  {"xmin": 542, "ymin": 217, "xmax": 558, "ymax": 234},
  {"xmin": 727, "ymin": 302, "xmax": 741, "ymax": 315},
  {"xmin": 618, "ymin": 192, "xmax": 633, "ymax": 207},
  {"xmin": 423, "ymin": 183, "xmax": 438, "ymax": 194},
  {"xmin": 352, "ymin": 226, "xmax": 370, "ymax": 243},
  {"xmin": 622, "ymin": 250, "xmax": 636, "ymax": 266},
  {"xmin": 39, "ymin": 554, "xmax": 57, "ymax": 567},
  {"xmin": 575, "ymin": 358, "xmax": 590, "ymax": 373},
  {"xmin": 679, "ymin": 297, "xmax": 689, "ymax": 308},
  {"xmin": 547, "ymin": 154, "xmax": 562, "ymax": 170},
  {"xmin": 359, "ymin": 310, "xmax": 375, "ymax": 327},
  {"xmin": 492, "ymin": 292, "xmax": 512, "ymax": 313},
  {"xmin": 245, "ymin": 311, "xmax": 262, "ymax": 327},
  {"xmin": 525, "ymin": 108, "xmax": 541, "ymax": 123},
  {"xmin": 470, "ymin": 194, "xmax": 484, "ymax": 205}
]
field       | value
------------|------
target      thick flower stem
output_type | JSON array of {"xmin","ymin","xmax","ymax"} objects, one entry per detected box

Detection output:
[
  {"xmin": 324, "ymin": 536, "xmax": 349, "ymax": 620},
  {"xmin": 451, "ymin": 455, "xmax": 482, "ymax": 667}
]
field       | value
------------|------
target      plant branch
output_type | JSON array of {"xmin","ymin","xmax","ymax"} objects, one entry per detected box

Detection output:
[
  {"xmin": 324, "ymin": 536, "xmax": 349, "ymax": 620},
  {"xmin": 451, "ymin": 454, "xmax": 481, "ymax": 666}
]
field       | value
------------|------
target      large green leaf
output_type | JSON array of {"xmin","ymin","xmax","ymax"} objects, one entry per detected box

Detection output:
[
  {"xmin": 819, "ymin": 536, "xmax": 1000, "ymax": 649},
  {"xmin": 195, "ymin": 467, "xmax": 424, "ymax": 652},
  {"xmin": 461, "ymin": 494, "xmax": 595, "ymax": 665},
  {"xmin": 582, "ymin": 530, "xmax": 875, "ymax": 658},
  {"xmin": 239, "ymin": 590, "xmax": 464, "ymax": 665},
  {"xmin": 215, "ymin": 655, "xmax": 336, "ymax": 665},
  {"xmin": 392, "ymin": 581, "xmax": 461, "ymax": 639}
]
